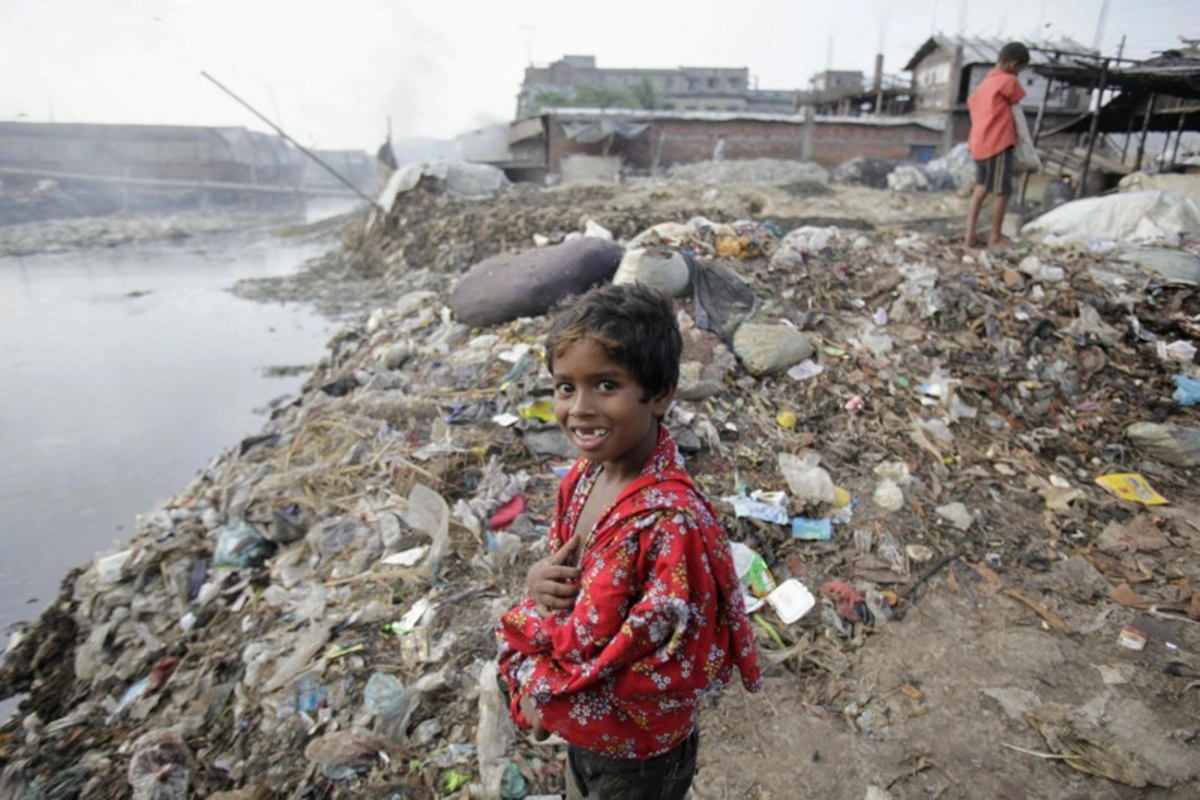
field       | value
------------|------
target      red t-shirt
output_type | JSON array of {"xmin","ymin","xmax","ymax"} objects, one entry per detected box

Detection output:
[{"xmin": 967, "ymin": 67, "xmax": 1027, "ymax": 160}]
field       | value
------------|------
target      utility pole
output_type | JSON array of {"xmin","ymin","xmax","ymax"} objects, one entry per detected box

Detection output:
[{"xmin": 1093, "ymin": 0, "xmax": 1111, "ymax": 52}]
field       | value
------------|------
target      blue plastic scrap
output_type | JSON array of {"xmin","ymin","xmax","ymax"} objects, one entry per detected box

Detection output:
[
  {"xmin": 725, "ymin": 496, "xmax": 789, "ymax": 525},
  {"xmin": 791, "ymin": 517, "xmax": 834, "ymax": 541},
  {"xmin": 1172, "ymin": 374, "xmax": 1200, "ymax": 407}
]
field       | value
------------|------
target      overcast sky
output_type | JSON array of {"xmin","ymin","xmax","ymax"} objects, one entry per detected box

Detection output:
[{"xmin": 2, "ymin": 0, "xmax": 1196, "ymax": 150}]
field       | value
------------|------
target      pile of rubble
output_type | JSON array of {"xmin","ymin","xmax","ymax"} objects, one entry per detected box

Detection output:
[
  {"xmin": 3, "ymin": 173, "xmax": 1200, "ymax": 798},
  {"xmin": 834, "ymin": 144, "xmax": 976, "ymax": 195}
]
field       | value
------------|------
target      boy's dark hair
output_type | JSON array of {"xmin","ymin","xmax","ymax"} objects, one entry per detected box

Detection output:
[
  {"xmin": 545, "ymin": 283, "xmax": 682, "ymax": 402},
  {"xmin": 998, "ymin": 42, "xmax": 1031, "ymax": 66}
]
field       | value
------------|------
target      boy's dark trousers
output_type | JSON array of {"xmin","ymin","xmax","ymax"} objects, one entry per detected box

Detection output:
[{"xmin": 566, "ymin": 728, "xmax": 698, "ymax": 799}]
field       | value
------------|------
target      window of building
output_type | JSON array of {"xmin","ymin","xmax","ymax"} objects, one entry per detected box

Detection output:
[
  {"xmin": 707, "ymin": 77, "xmax": 717, "ymax": 89},
  {"xmin": 729, "ymin": 77, "xmax": 741, "ymax": 89},
  {"xmin": 910, "ymin": 144, "xmax": 936, "ymax": 163}
]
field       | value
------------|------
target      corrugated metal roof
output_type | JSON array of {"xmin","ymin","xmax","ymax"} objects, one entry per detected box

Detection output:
[{"xmin": 904, "ymin": 35, "xmax": 1095, "ymax": 72}]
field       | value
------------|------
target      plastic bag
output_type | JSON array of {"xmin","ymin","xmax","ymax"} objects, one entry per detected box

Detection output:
[
  {"xmin": 1013, "ymin": 108, "xmax": 1041, "ymax": 174},
  {"xmin": 689, "ymin": 257, "xmax": 759, "ymax": 345}
]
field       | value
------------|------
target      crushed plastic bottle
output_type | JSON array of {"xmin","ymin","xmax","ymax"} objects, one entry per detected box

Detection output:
[
  {"xmin": 211, "ymin": 520, "xmax": 274, "ymax": 568},
  {"xmin": 363, "ymin": 672, "xmax": 412, "ymax": 741},
  {"xmin": 477, "ymin": 660, "xmax": 516, "ymax": 797},
  {"xmin": 778, "ymin": 451, "xmax": 835, "ymax": 505},
  {"xmin": 127, "ymin": 730, "xmax": 190, "ymax": 800}
]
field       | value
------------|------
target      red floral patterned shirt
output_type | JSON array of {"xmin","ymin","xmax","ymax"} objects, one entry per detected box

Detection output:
[{"xmin": 496, "ymin": 426, "xmax": 761, "ymax": 758}]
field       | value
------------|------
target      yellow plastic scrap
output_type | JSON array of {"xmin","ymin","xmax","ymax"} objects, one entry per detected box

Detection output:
[
  {"xmin": 443, "ymin": 770, "xmax": 472, "ymax": 792},
  {"xmin": 1095, "ymin": 473, "xmax": 1168, "ymax": 506},
  {"xmin": 832, "ymin": 486, "xmax": 852, "ymax": 509},
  {"xmin": 776, "ymin": 410, "xmax": 798, "ymax": 430},
  {"xmin": 324, "ymin": 643, "xmax": 365, "ymax": 660},
  {"xmin": 518, "ymin": 399, "xmax": 556, "ymax": 423}
]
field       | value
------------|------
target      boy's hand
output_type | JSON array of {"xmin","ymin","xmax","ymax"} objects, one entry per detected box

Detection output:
[
  {"xmin": 519, "ymin": 694, "xmax": 549, "ymax": 740},
  {"xmin": 527, "ymin": 534, "xmax": 582, "ymax": 613}
]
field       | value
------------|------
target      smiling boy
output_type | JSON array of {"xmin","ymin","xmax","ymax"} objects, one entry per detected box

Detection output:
[{"xmin": 496, "ymin": 284, "xmax": 761, "ymax": 799}]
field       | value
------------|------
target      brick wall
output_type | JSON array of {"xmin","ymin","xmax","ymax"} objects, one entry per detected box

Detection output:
[
  {"xmin": 545, "ymin": 117, "xmax": 954, "ymax": 173},
  {"xmin": 810, "ymin": 122, "xmax": 942, "ymax": 166}
]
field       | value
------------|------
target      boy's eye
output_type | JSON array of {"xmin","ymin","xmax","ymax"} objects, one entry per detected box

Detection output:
[
  {"xmin": 598, "ymin": 380, "xmax": 618, "ymax": 391},
  {"xmin": 554, "ymin": 382, "xmax": 574, "ymax": 394}
]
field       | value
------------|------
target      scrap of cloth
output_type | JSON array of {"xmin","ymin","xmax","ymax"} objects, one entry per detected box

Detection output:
[{"xmin": 497, "ymin": 425, "xmax": 762, "ymax": 759}]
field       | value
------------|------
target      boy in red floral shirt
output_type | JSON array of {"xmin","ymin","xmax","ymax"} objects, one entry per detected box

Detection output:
[
  {"xmin": 496, "ymin": 284, "xmax": 761, "ymax": 799},
  {"xmin": 965, "ymin": 41, "xmax": 1030, "ymax": 248}
]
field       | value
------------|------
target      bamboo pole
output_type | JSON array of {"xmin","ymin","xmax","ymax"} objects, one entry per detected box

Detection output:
[
  {"xmin": 1169, "ymin": 111, "xmax": 1186, "ymax": 168},
  {"xmin": 200, "ymin": 71, "xmax": 383, "ymax": 211},
  {"xmin": 1134, "ymin": 93, "xmax": 1156, "ymax": 172},
  {"xmin": 1076, "ymin": 59, "xmax": 1109, "ymax": 200}
]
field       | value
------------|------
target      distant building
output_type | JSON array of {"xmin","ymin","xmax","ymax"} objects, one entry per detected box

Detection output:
[
  {"xmin": 516, "ymin": 55, "xmax": 796, "ymax": 116},
  {"xmin": 0, "ymin": 121, "xmax": 304, "ymax": 186},
  {"xmin": 459, "ymin": 108, "xmax": 944, "ymax": 182},
  {"xmin": 811, "ymin": 70, "xmax": 864, "ymax": 95},
  {"xmin": 903, "ymin": 35, "xmax": 1091, "ymax": 115}
]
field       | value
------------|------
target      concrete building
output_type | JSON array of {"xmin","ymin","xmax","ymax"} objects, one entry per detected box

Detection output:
[
  {"xmin": 903, "ymin": 36, "xmax": 1091, "ymax": 115},
  {"xmin": 0, "ymin": 121, "xmax": 305, "ymax": 186},
  {"xmin": 460, "ymin": 109, "xmax": 945, "ymax": 182},
  {"xmin": 812, "ymin": 70, "xmax": 865, "ymax": 95},
  {"xmin": 517, "ymin": 55, "xmax": 796, "ymax": 116},
  {"xmin": 0, "ymin": 122, "xmax": 370, "ymax": 222}
]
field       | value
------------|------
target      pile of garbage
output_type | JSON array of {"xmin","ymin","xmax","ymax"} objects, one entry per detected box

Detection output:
[
  {"xmin": 3, "ymin": 181, "xmax": 1200, "ymax": 797},
  {"xmin": 666, "ymin": 158, "xmax": 829, "ymax": 186},
  {"xmin": 835, "ymin": 145, "xmax": 975, "ymax": 195}
]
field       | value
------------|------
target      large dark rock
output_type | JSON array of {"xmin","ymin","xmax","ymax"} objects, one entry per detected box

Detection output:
[{"xmin": 450, "ymin": 239, "xmax": 624, "ymax": 327}]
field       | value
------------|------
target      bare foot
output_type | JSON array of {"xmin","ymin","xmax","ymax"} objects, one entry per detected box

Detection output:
[{"xmin": 987, "ymin": 236, "xmax": 1018, "ymax": 249}]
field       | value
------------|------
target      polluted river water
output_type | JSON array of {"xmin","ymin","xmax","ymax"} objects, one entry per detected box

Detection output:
[{"xmin": 0, "ymin": 221, "xmax": 343, "ymax": 719}]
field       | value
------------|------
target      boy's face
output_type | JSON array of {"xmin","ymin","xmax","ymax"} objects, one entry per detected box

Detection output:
[
  {"xmin": 551, "ymin": 338, "xmax": 673, "ymax": 475},
  {"xmin": 1000, "ymin": 60, "xmax": 1027, "ymax": 76}
]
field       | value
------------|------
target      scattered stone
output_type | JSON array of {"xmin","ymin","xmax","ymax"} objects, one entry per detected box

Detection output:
[
  {"xmin": 449, "ymin": 238, "xmax": 623, "ymax": 327},
  {"xmin": 980, "ymin": 686, "xmax": 1043, "ymax": 723},
  {"xmin": 732, "ymin": 323, "xmax": 815, "ymax": 376},
  {"xmin": 935, "ymin": 502, "xmax": 973, "ymax": 531},
  {"xmin": 612, "ymin": 247, "xmax": 690, "ymax": 297}
]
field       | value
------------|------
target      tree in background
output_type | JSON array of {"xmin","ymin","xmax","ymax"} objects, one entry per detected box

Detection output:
[
  {"xmin": 632, "ymin": 78, "xmax": 667, "ymax": 110},
  {"xmin": 528, "ymin": 81, "xmax": 671, "ymax": 114}
]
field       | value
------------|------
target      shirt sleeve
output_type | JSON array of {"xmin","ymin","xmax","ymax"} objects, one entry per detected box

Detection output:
[
  {"xmin": 499, "ymin": 508, "xmax": 714, "ymax": 739},
  {"xmin": 495, "ymin": 466, "xmax": 578, "ymax": 727},
  {"xmin": 1001, "ymin": 73, "xmax": 1027, "ymax": 105}
]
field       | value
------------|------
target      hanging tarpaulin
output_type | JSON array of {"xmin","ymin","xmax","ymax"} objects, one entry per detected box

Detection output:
[{"xmin": 559, "ymin": 119, "xmax": 651, "ymax": 144}]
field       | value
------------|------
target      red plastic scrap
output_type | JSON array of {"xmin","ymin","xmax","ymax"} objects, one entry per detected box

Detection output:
[
  {"xmin": 489, "ymin": 495, "xmax": 526, "ymax": 529},
  {"xmin": 147, "ymin": 656, "xmax": 180, "ymax": 693},
  {"xmin": 820, "ymin": 580, "xmax": 866, "ymax": 622}
]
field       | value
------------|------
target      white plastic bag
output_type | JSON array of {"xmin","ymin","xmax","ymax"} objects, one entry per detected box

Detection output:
[{"xmin": 1013, "ymin": 108, "xmax": 1041, "ymax": 174}]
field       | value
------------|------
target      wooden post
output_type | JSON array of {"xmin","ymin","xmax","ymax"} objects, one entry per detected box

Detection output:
[
  {"xmin": 1170, "ymin": 111, "xmax": 1186, "ymax": 168},
  {"xmin": 801, "ymin": 105, "xmax": 815, "ymax": 161},
  {"xmin": 248, "ymin": 133, "xmax": 260, "ymax": 215},
  {"xmin": 1134, "ymin": 93, "xmax": 1156, "ymax": 171},
  {"xmin": 941, "ymin": 46, "xmax": 964, "ymax": 157},
  {"xmin": 1019, "ymin": 70, "xmax": 1055, "ymax": 207},
  {"xmin": 651, "ymin": 128, "xmax": 666, "ymax": 175},
  {"xmin": 1120, "ymin": 104, "xmax": 1136, "ymax": 163},
  {"xmin": 1076, "ymin": 58, "xmax": 1109, "ymax": 199}
]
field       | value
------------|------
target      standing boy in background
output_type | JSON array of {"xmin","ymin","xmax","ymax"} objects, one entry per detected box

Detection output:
[{"xmin": 965, "ymin": 41, "xmax": 1031, "ymax": 248}]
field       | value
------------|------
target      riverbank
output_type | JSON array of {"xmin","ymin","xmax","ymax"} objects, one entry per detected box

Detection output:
[{"xmin": 2, "ymin": 176, "xmax": 1198, "ymax": 798}]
